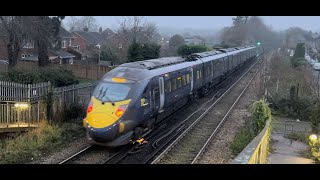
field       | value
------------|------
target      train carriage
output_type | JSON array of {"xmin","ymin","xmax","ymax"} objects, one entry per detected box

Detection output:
[{"xmin": 83, "ymin": 45, "xmax": 257, "ymax": 147}]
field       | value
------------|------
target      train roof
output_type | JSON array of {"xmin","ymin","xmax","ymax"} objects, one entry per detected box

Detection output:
[
  {"xmin": 119, "ymin": 57, "xmax": 186, "ymax": 70},
  {"xmin": 109, "ymin": 45, "xmax": 256, "ymax": 81}
]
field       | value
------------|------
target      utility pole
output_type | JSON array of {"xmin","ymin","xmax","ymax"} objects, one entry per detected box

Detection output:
[{"xmin": 96, "ymin": 44, "xmax": 101, "ymax": 80}]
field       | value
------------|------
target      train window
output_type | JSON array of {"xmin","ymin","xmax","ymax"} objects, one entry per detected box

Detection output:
[
  {"xmin": 177, "ymin": 77, "xmax": 182, "ymax": 88},
  {"xmin": 207, "ymin": 67, "xmax": 210, "ymax": 75},
  {"xmin": 197, "ymin": 71, "xmax": 200, "ymax": 79},
  {"xmin": 159, "ymin": 79, "xmax": 163, "ymax": 95},
  {"xmin": 199, "ymin": 69, "xmax": 202, "ymax": 79},
  {"xmin": 186, "ymin": 74, "xmax": 190, "ymax": 84},
  {"xmin": 166, "ymin": 81, "xmax": 171, "ymax": 93},
  {"xmin": 182, "ymin": 75, "xmax": 186, "ymax": 86},
  {"xmin": 172, "ymin": 79, "xmax": 177, "ymax": 91}
]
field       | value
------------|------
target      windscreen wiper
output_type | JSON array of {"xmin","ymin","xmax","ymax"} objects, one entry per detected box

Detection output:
[{"xmin": 100, "ymin": 88, "xmax": 115, "ymax": 106}]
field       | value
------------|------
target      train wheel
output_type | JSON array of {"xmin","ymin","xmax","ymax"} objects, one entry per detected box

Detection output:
[
  {"xmin": 133, "ymin": 127, "xmax": 144, "ymax": 141},
  {"xmin": 144, "ymin": 118, "xmax": 155, "ymax": 130}
]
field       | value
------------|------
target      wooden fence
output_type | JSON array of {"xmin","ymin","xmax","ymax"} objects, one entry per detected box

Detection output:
[{"xmin": 14, "ymin": 61, "xmax": 113, "ymax": 80}]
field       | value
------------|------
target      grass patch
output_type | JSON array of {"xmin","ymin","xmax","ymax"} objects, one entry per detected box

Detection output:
[
  {"xmin": 0, "ymin": 120, "xmax": 85, "ymax": 164},
  {"xmin": 78, "ymin": 78, "xmax": 95, "ymax": 84},
  {"xmin": 287, "ymin": 132, "xmax": 309, "ymax": 144},
  {"xmin": 230, "ymin": 125, "xmax": 256, "ymax": 156}
]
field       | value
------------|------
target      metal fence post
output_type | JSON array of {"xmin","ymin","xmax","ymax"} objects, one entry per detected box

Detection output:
[
  {"xmin": 73, "ymin": 84, "xmax": 75, "ymax": 104},
  {"xmin": 6, "ymin": 102, "xmax": 9, "ymax": 128}
]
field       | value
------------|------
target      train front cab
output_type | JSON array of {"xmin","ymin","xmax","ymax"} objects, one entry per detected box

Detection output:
[{"xmin": 83, "ymin": 77, "xmax": 142, "ymax": 147}]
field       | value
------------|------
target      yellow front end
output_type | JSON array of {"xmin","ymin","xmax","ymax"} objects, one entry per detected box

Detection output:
[{"xmin": 83, "ymin": 97, "xmax": 131, "ymax": 129}]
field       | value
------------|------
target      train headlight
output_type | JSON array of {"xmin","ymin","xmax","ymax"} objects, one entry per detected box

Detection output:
[
  {"xmin": 115, "ymin": 104, "xmax": 127, "ymax": 118},
  {"xmin": 87, "ymin": 101, "xmax": 93, "ymax": 113}
]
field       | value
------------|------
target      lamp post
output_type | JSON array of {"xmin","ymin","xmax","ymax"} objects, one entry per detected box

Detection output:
[{"xmin": 96, "ymin": 44, "xmax": 101, "ymax": 80}]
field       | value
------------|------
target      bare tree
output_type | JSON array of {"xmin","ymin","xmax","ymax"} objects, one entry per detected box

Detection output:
[
  {"xmin": 24, "ymin": 16, "xmax": 64, "ymax": 67},
  {"xmin": 66, "ymin": 16, "xmax": 98, "ymax": 32},
  {"xmin": 117, "ymin": 16, "xmax": 160, "ymax": 44},
  {"xmin": 113, "ymin": 16, "xmax": 160, "ymax": 62},
  {"xmin": 0, "ymin": 16, "xmax": 28, "ymax": 68},
  {"xmin": 67, "ymin": 16, "xmax": 81, "ymax": 32},
  {"xmin": 220, "ymin": 16, "xmax": 282, "ymax": 49}
]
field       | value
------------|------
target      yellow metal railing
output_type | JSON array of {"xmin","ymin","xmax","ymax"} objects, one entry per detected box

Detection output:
[{"xmin": 232, "ymin": 120, "xmax": 271, "ymax": 164}]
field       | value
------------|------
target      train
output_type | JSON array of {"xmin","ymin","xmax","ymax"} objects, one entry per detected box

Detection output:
[{"xmin": 83, "ymin": 45, "xmax": 259, "ymax": 147}]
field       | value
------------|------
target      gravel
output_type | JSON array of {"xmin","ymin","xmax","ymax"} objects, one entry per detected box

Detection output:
[{"xmin": 30, "ymin": 137, "xmax": 90, "ymax": 164}]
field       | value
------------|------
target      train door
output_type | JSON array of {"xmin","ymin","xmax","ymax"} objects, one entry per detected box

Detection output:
[
  {"xmin": 159, "ymin": 77, "xmax": 165, "ymax": 113},
  {"xmin": 141, "ymin": 82, "xmax": 152, "ymax": 117},
  {"xmin": 190, "ymin": 67, "xmax": 194, "ymax": 93},
  {"xmin": 152, "ymin": 77, "xmax": 160, "ymax": 114},
  {"xmin": 211, "ymin": 61, "xmax": 214, "ymax": 81}
]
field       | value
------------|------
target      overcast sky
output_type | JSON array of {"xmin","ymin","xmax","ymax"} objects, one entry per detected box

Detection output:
[{"xmin": 64, "ymin": 16, "xmax": 320, "ymax": 32}]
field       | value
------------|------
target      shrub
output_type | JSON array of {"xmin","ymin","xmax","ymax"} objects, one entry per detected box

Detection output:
[
  {"xmin": 0, "ymin": 121, "xmax": 84, "ymax": 164},
  {"xmin": 249, "ymin": 99, "xmax": 272, "ymax": 133},
  {"xmin": 0, "ymin": 69, "xmax": 79, "ymax": 87},
  {"xmin": 177, "ymin": 45, "xmax": 208, "ymax": 56},
  {"xmin": 230, "ymin": 125, "xmax": 255, "ymax": 156}
]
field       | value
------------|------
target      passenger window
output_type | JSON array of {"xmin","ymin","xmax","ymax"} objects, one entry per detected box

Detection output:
[
  {"xmin": 166, "ymin": 81, "xmax": 171, "ymax": 93},
  {"xmin": 177, "ymin": 77, "xmax": 182, "ymax": 88},
  {"xmin": 187, "ymin": 73, "xmax": 190, "ymax": 84},
  {"xmin": 172, "ymin": 79, "xmax": 177, "ymax": 91},
  {"xmin": 182, "ymin": 75, "xmax": 186, "ymax": 86},
  {"xmin": 159, "ymin": 79, "xmax": 163, "ymax": 95}
]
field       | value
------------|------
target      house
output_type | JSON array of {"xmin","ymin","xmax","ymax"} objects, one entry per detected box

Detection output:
[
  {"xmin": 68, "ymin": 28, "xmax": 128, "ymax": 63},
  {"xmin": 72, "ymin": 31, "xmax": 107, "ymax": 60},
  {"xmin": 48, "ymin": 49, "xmax": 76, "ymax": 65},
  {"xmin": 184, "ymin": 36, "xmax": 205, "ymax": 46},
  {"xmin": 0, "ymin": 26, "xmax": 75, "ymax": 65}
]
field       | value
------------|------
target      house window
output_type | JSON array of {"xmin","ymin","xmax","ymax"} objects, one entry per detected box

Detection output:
[
  {"xmin": 23, "ymin": 40, "xmax": 34, "ymax": 49},
  {"xmin": 69, "ymin": 39, "xmax": 72, "ymax": 46},
  {"xmin": 62, "ymin": 40, "xmax": 66, "ymax": 48}
]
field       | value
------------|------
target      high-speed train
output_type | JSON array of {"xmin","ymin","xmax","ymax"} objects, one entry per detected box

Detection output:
[{"xmin": 83, "ymin": 45, "xmax": 258, "ymax": 146}]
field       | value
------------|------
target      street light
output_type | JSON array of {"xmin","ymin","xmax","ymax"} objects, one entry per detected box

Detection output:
[{"xmin": 96, "ymin": 43, "xmax": 101, "ymax": 79}]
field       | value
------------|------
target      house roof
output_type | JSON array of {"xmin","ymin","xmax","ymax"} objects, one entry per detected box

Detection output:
[
  {"xmin": 74, "ymin": 31, "xmax": 105, "ymax": 45},
  {"xmin": 59, "ymin": 27, "xmax": 73, "ymax": 38},
  {"xmin": 101, "ymin": 28, "xmax": 115, "ymax": 38},
  {"xmin": 22, "ymin": 56, "xmax": 38, "ymax": 61},
  {"xmin": 50, "ymin": 50, "xmax": 75, "ymax": 58},
  {"xmin": 312, "ymin": 33, "xmax": 320, "ymax": 40}
]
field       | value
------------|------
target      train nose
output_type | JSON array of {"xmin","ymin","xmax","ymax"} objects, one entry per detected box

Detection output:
[
  {"xmin": 86, "ymin": 113, "xmax": 119, "ymax": 142},
  {"xmin": 87, "ymin": 124, "xmax": 118, "ymax": 142}
]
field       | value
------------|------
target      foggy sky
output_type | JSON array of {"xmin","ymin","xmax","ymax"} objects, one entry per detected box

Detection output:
[{"xmin": 65, "ymin": 16, "xmax": 320, "ymax": 32}]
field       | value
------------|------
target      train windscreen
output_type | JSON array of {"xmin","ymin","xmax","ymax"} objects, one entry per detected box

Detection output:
[{"xmin": 93, "ymin": 82, "xmax": 133, "ymax": 102}]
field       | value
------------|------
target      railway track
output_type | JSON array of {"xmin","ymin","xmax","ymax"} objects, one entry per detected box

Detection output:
[
  {"xmin": 104, "ymin": 57, "xmax": 261, "ymax": 164},
  {"xmin": 151, "ymin": 56, "xmax": 262, "ymax": 164}
]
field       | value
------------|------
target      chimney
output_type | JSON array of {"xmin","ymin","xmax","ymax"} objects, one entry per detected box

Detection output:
[
  {"xmin": 99, "ymin": 27, "xmax": 102, "ymax": 33},
  {"xmin": 83, "ymin": 26, "xmax": 89, "ymax": 32}
]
